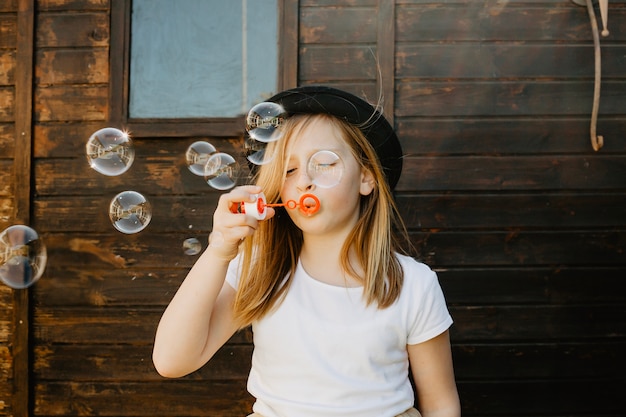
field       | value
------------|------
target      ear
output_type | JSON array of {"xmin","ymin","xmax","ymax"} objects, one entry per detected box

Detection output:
[{"xmin": 359, "ymin": 168, "xmax": 375, "ymax": 196}]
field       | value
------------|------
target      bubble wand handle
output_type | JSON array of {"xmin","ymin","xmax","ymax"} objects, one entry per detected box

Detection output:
[{"xmin": 233, "ymin": 192, "xmax": 320, "ymax": 220}]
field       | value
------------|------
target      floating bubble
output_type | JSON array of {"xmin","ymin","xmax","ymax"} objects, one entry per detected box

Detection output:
[
  {"xmin": 0, "ymin": 225, "xmax": 47, "ymax": 289},
  {"xmin": 182, "ymin": 237, "xmax": 202, "ymax": 256},
  {"xmin": 86, "ymin": 127, "xmax": 135, "ymax": 176},
  {"xmin": 307, "ymin": 150, "xmax": 344, "ymax": 188},
  {"xmin": 109, "ymin": 191, "xmax": 152, "ymax": 234},
  {"xmin": 204, "ymin": 153, "xmax": 240, "ymax": 190},
  {"xmin": 185, "ymin": 141, "xmax": 217, "ymax": 176},
  {"xmin": 246, "ymin": 102, "xmax": 286, "ymax": 143},
  {"xmin": 245, "ymin": 135, "xmax": 275, "ymax": 166}
]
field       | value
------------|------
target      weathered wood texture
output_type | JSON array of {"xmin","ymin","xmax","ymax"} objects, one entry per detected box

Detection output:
[{"xmin": 0, "ymin": 0, "xmax": 622, "ymax": 416}]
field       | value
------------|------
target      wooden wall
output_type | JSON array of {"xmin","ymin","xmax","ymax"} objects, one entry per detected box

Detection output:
[{"xmin": 0, "ymin": 0, "xmax": 624, "ymax": 416}]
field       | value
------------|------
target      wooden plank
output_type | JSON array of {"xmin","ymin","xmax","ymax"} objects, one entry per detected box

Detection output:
[
  {"xmin": 411, "ymin": 230, "xmax": 626, "ymax": 267},
  {"xmin": 33, "ymin": 192, "xmax": 626, "ymax": 232},
  {"xmin": 278, "ymin": 0, "xmax": 298, "ymax": 90},
  {"xmin": 395, "ymin": 81, "xmax": 626, "ymax": 117},
  {"xmin": 0, "ymin": 51, "xmax": 15, "ymax": 85},
  {"xmin": 0, "ymin": 88, "xmax": 14, "ymax": 122},
  {"xmin": 397, "ymin": 155, "xmax": 626, "ymax": 191},
  {"xmin": 0, "ymin": 161, "xmax": 11, "ymax": 195},
  {"xmin": 300, "ymin": 6, "xmax": 377, "ymax": 44},
  {"xmin": 34, "ymin": 380, "xmax": 253, "ymax": 416},
  {"xmin": 0, "ymin": 15, "xmax": 17, "ymax": 49},
  {"xmin": 0, "ymin": 123, "xmax": 14, "ymax": 156},
  {"xmin": 13, "ymin": 1, "xmax": 34, "ymax": 415},
  {"xmin": 36, "ymin": 0, "xmax": 108, "ymax": 11},
  {"xmin": 396, "ymin": 193, "xmax": 626, "ymax": 229},
  {"xmin": 300, "ymin": 45, "xmax": 378, "ymax": 81},
  {"xmin": 35, "ymin": 48, "xmax": 108, "ymax": 85},
  {"xmin": 438, "ymin": 267, "xmax": 626, "ymax": 305},
  {"xmin": 33, "ymin": 343, "xmax": 252, "ymax": 381},
  {"xmin": 395, "ymin": 5, "xmax": 626, "ymax": 42},
  {"xmin": 36, "ymin": 11, "xmax": 109, "ymax": 48},
  {"xmin": 34, "ymin": 85, "xmax": 107, "ymax": 121},
  {"xmin": 452, "ymin": 342, "xmax": 626, "ymax": 380},
  {"xmin": 457, "ymin": 379, "xmax": 623, "ymax": 416},
  {"xmin": 396, "ymin": 44, "xmax": 626, "ymax": 79},
  {"xmin": 0, "ymin": 197, "xmax": 12, "ymax": 228},
  {"xmin": 396, "ymin": 118, "xmax": 626, "ymax": 155},
  {"xmin": 34, "ymin": 195, "xmax": 218, "ymax": 232}
]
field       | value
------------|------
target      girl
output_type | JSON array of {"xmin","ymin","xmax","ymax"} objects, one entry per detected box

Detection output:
[{"xmin": 153, "ymin": 86, "xmax": 461, "ymax": 417}]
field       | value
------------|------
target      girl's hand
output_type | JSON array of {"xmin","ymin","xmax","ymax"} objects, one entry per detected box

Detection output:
[{"xmin": 207, "ymin": 186, "xmax": 275, "ymax": 261}]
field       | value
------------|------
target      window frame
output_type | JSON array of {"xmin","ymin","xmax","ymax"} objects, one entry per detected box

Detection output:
[{"xmin": 109, "ymin": 0, "xmax": 298, "ymax": 138}]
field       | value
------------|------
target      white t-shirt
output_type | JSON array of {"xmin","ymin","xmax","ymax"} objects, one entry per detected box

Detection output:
[{"xmin": 226, "ymin": 253, "xmax": 452, "ymax": 417}]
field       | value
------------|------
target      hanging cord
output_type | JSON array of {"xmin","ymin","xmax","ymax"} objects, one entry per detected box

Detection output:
[{"xmin": 585, "ymin": 0, "xmax": 604, "ymax": 151}]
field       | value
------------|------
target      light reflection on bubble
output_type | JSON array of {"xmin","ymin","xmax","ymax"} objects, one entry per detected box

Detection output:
[
  {"xmin": 109, "ymin": 191, "xmax": 152, "ymax": 234},
  {"xmin": 86, "ymin": 127, "xmax": 134, "ymax": 176},
  {"xmin": 246, "ymin": 102, "xmax": 286, "ymax": 143},
  {"xmin": 0, "ymin": 225, "xmax": 47, "ymax": 289},
  {"xmin": 183, "ymin": 237, "xmax": 202, "ymax": 255},
  {"xmin": 186, "ymin": 141, "xmax": 217, "ymax": 176},
  {"xmin": 204, "ymin": 153, "xmax": 239, "ymax": 190}
]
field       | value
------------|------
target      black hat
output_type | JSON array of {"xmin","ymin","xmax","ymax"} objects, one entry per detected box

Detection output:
[{"xmin": 265, "ymin": 86, "xmax": 403, "ymax": 190}]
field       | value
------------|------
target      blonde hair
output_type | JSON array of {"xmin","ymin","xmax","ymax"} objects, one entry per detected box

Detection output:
[{"xmin": 232, "ymin": 114, "xmax": 410, "ymax": 328}]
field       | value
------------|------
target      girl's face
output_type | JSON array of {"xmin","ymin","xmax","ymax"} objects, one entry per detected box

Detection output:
[{"xmin": 280, "ymin": 116, "xmax": 375, "ymax": 238}]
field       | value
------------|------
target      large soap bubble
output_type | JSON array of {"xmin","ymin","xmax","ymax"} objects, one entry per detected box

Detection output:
[
  {"xmin": 0, "ymin": 225, "xmax": 47, "ymax": 289},
  {"xmin": 86, "ymin": 127, "xmax": 135, "ymax": 176},
  {"xmin": 246, "ymin": 102, "xmax": 286, "ymax": 143},
  {"xmin": 109, "ymin": 191, "xmax": 152, "ymax": 234},
  {"xmin": 204, "ymin": 153, "xmax": 240, "ymax": 190},
  {"xmin": 186, "ymin": 141, "xmax": 217, "ymax": 176}
]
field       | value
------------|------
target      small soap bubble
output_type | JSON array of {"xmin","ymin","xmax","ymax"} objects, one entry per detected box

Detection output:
[
  {"xmin": 245, "ymin": 135, "xmax": 275, "ymax": 166},
  {"xmin": 109, "ymin": 191, "xmax": 152, "ymax": 234},
  {"xmin": 86, "ymin": 127, "xmax": 134, "ymax": 176},
  {"xmin": 0, "ymin": 225, "xmax": 47, "ymax": 289},
  {"xmin": 185, "ymin": 141, "xmax": 217, "ymax": 176},
  {"xmin": 204, "ymin": 152, "xmax": 240, "ymax": 190},
  {"xmin": 307, "ymin": 150, "xmax": 344, "ymax": 188},
  {"xmin": 182, "ymin": 237, "xmax": 202, "ymax": 256},
  {"xmin": 246, "ymin": 102, "xmax": 286, "ymax": 143}
]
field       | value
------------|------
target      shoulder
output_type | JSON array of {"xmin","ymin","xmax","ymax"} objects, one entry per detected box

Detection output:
[{"xmin": 396, "ymin": 253, "xmax": 437, "ymax": 284}]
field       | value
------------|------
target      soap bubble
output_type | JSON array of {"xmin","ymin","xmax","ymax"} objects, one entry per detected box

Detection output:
[
  {"xmin": 246, "ymin": 102, "xmax": 286, "ymax": 143},
  {"xmin": 109, "ymin": 191, "xmax": 152, "ymax": 234},
  {"xmin": 0, "ymin": 225, "xmax": 47, "ymax": 289},
  {"xmin": 307, "ymin": 150, "xmax": 344, "ymax": 188},
  {"xmin": 86, "ymin": 127, "xmax": 134, "ymax": 176},
  {"xmin": 204, "ymin": 153, "xmax": 240, "ymax": 190},
  {"xmin": 182, "ymin": 237, "xmax": 202, "ymax": 255},
  {"xmin": 245, "ymin": 135, "xmax": 275, "ymax": 166},
  {"xmin": 186, "ymin": 141, "xmax": 217, "ymax": 176}
]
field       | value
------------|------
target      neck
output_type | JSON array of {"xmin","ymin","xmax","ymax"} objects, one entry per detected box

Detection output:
[{"xmin": 300, "ymin": 232, "xmax": 362, "ymax": 287}]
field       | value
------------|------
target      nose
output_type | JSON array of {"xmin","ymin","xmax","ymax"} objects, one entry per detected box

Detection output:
[{"xmin": 295, "ymin": 170, "xmax": 315, "ymax": 192}]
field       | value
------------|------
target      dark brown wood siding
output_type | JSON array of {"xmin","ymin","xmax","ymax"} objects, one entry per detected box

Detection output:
[{"xmin": 0, "ymin": 0, "xmax": 624, "ymax": 416}]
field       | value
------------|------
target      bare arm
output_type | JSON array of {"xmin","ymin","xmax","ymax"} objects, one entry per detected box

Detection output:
[
  {"xmin": 152, "ymin": 186, "xmax": 273, "ymax": 378},
  {"xmin": 408, "ymin": 330, "xmax": 461, "ymax": 417}
]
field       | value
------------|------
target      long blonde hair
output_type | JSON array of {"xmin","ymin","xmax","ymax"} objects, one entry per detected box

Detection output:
[{"xmin": 232, "ymin": 114, "xmax": 410, "ymax": 328}]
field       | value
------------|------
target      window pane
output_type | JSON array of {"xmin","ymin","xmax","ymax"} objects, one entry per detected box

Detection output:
[{"xmin": 129, "ymin": 0, "xmax": 278, "ymax": 118}]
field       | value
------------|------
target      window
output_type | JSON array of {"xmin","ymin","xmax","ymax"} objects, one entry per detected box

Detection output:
[
  {"xmin": 129, "ymin": 0, "xmax": 278, "ymax": 118},
  {"xmin": 109, "ymin": 0, "xmax": 297, "ymax": 136}
]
